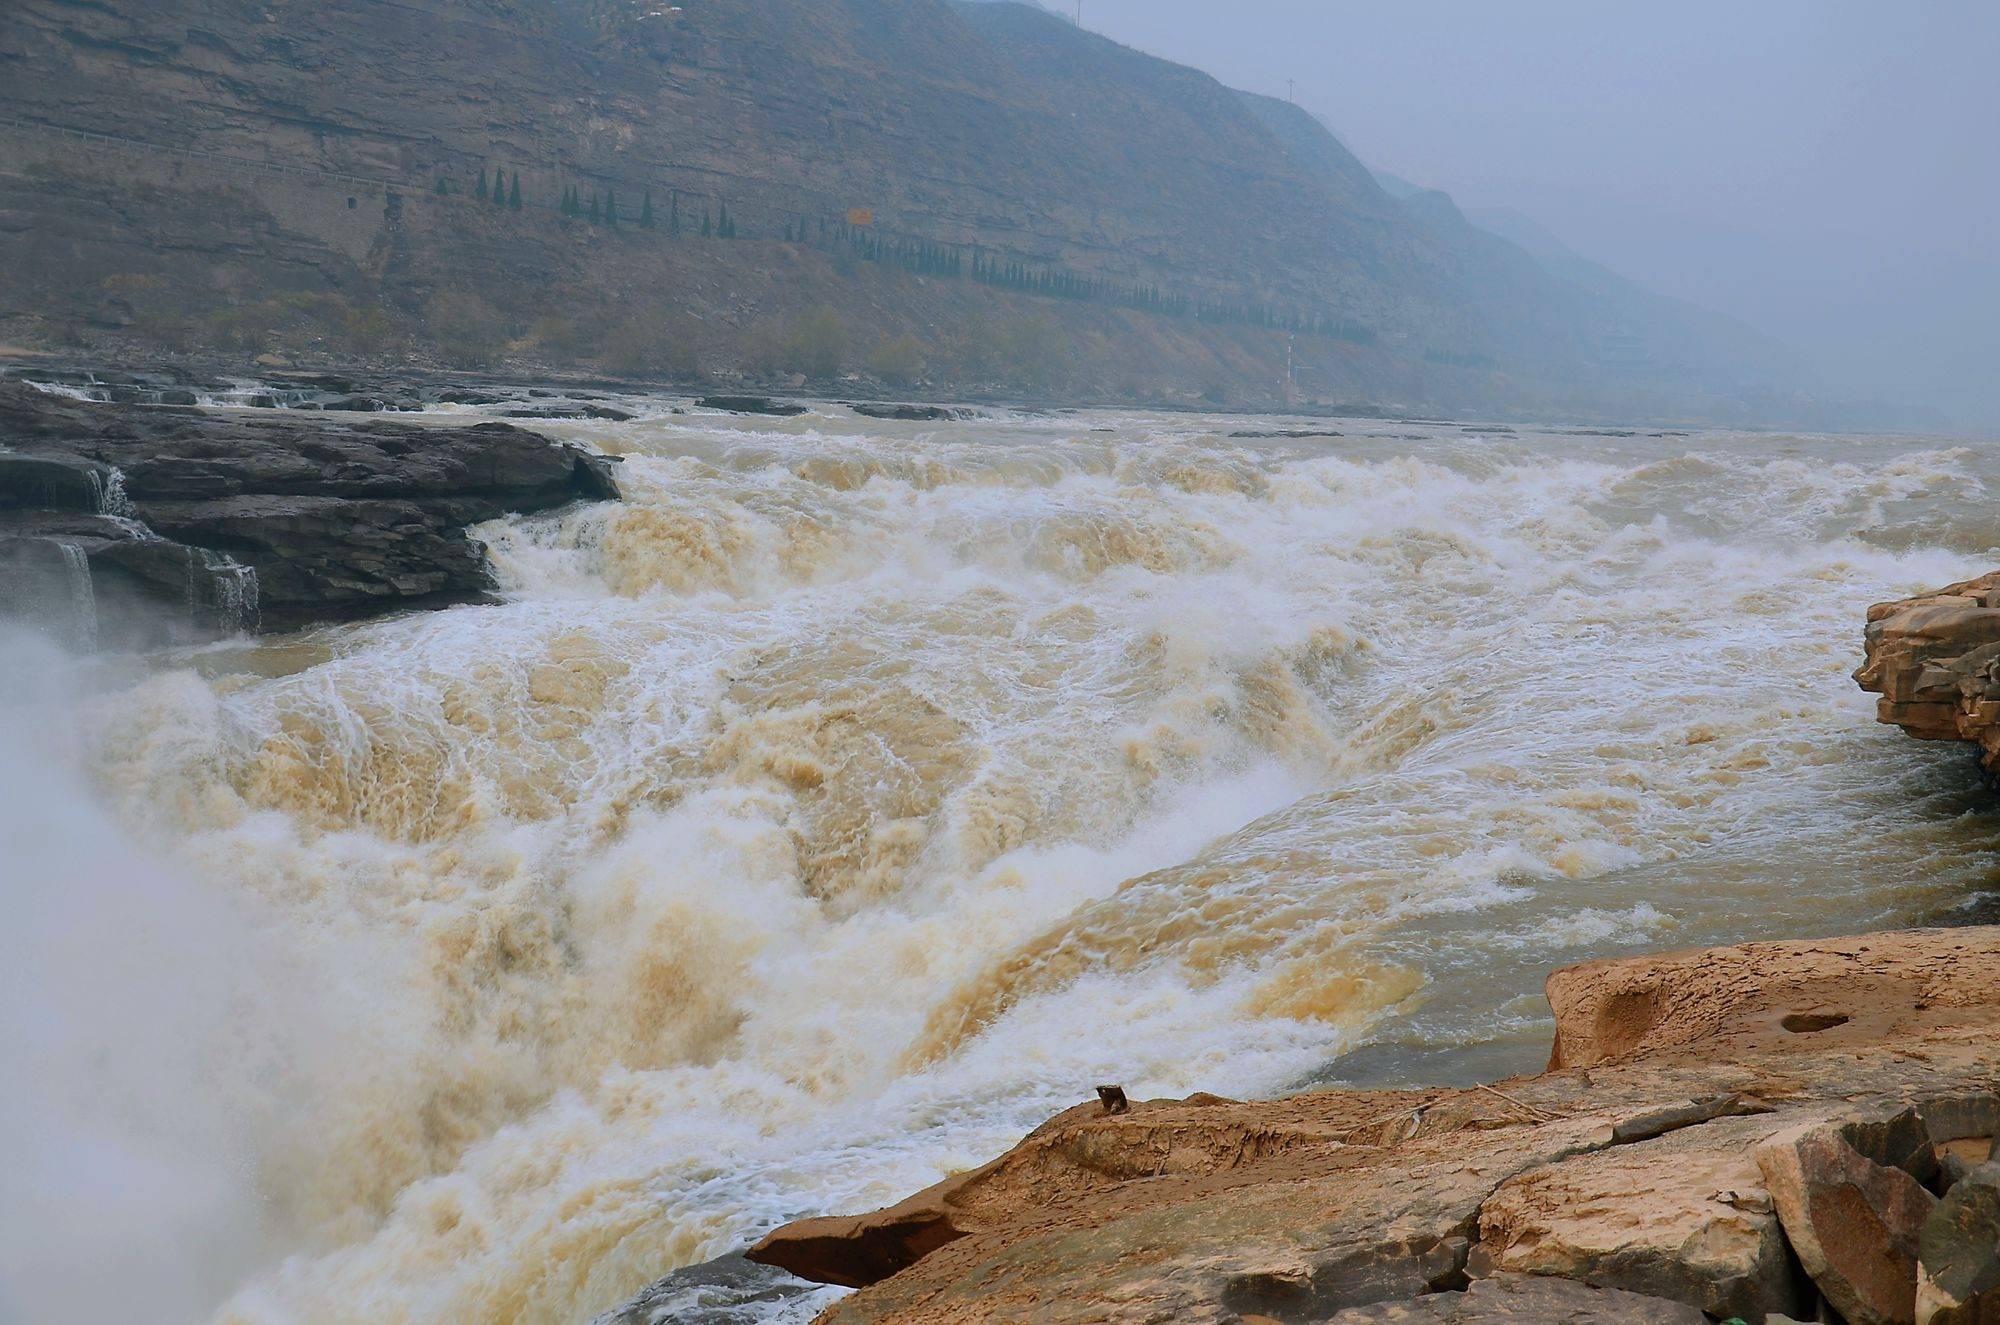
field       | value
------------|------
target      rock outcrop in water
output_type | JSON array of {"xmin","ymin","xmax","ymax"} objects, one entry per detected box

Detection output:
[
  {"xmin": 740, "ymin": 927, "xmax": 2000, "ymax": 1324},
  {"xmin": 0, "ymin": 380, "xmax": 618, "ymax": 645},
  {"xmin": 1856, "ymin": 573, "xmax": 2000, "ymax": 776}
]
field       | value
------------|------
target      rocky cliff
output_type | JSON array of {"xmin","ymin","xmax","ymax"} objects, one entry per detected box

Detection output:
[
  {"xmin": 0, "ymin": 380, "xmax": 618, "ymax": 644},
  {"xmin": 739, "ymin": 927, "xmax": 2000, "ymax": 1324},
  {"xmin": 0, "ymin": 0, "xmax": 1798, "ymax": 417},
  {"xmin": 1855, "ymin": 574, "xmax": 2000, "ymax": 777}
]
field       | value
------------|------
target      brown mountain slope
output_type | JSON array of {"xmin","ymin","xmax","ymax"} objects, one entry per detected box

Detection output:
[{"xmin": 0, "ymin": 0, "xmax": 1801, "ymax": 415}]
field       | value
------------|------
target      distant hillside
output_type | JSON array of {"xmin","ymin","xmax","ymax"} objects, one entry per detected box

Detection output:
[{"xmin": 0, "ymin": 0, "xmax": 1809, "ymax": 418}]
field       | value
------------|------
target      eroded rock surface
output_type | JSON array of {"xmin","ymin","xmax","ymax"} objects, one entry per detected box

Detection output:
[
  {"xmin": 1919, "ymin": 1162, "xmax": 2000, "ymax": 1325},
  {"xmin": 1322, "ymin": 1273, "xmax": 1706, "ymax": 1324},
  {"xmin": 732, "ymin": 928, "xmax": 2000, "ymax": 1324},
  {"xmin": 1855, "ymin": 573, "xmax": 2000, "ymax": 773},
  {"xmin": 1758, "ymin": 1119, "xmax": 1936, "ymax": 1325},
  {"xmin": 0, "ymin": 380, "xmax": 618, "ymax": 643}
]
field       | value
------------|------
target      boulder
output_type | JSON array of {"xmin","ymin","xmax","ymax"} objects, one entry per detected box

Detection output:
[
  {"xmin": 1757, "ymin": 1119, "xmax": 1938, "ymax": 1325},
  {"xmin": 696, "ymin": 394, "xmax": 809, "ymax": 416},
  {"xmin": 500, "ymin": 404, "xmax": 637, "ymax": 422},
  {"xmin": 592, "ymin": 1250, "xmax": 826, "ymax": 1325},
  {"xmin": 1543, "ymin": 928, "xmax": 2000, "ymax": 1070},
  {"xmin": 1472, "ymin": 1111, "xmax": 1805, "ymax": 1320},
  {"xmin": 1855, "ymin": 573, "xmax": 2000, "ymax": 774},
  {"xmin": 851, "ymin": 403, "xmax": 977, "ymax": 422},
  {"xmin": 1918, "ymin": 1162, "xmax": 2000, "ymax": 1325}
]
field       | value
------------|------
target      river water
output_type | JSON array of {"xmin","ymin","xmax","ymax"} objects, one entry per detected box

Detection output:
[{"xmin": 4, "ymin": 402, "xmax": 1998, "ymax": 1324}]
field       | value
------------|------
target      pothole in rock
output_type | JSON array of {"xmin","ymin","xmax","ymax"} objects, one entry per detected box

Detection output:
[{"xmin": 1780, "ymin": 1012, "xmax": 1851, "ymax": 1033}]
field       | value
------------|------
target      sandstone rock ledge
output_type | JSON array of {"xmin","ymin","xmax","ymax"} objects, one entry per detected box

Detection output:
[
  {"xmin": 746, "ymin": 929, "xmax": 2000, "ymax": 1324},
  {"xmin": 1855, "ymin": 573, "xmax": 2000, "ymax": 775}
]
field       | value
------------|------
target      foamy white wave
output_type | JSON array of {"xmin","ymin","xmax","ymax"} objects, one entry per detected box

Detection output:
[
  {"xmin": 22, "ymin": 379, "xmax": 107, "ymax": 402},
  {"xmin": 14, "ymin": 407, "xmax": 2000, "ymax": 1324}
]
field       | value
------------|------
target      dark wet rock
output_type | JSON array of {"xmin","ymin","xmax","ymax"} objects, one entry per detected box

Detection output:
[
  {"xmin": 1230, "ymin": 427, "xmax": 1344, "ymax": 439},
  {"xmin": 500, "ymin": 404, "xmax": 637, "ymax": 422},
  {"xmin": 1919, "ymin": 1162, "xmax": 2000, "ymax": 1325},
  {"xmin": 0, "ymin": 380, "xmax": 619, "ymax": 642},
  {"xmin": 851, "ymin": 403, "xmax": 979, "ymax": 422},
  {"xmin": 697, "ymin": 395, "xmax": 810, "ymax": 417},
  {"xmin": 266, "ymin": 372, "xmax": 365, "ymax": 394},
  {"xmin": 0, "ymin": 453, "xmax": 117, "ymax": 512},
  {"xmin": 592, "ymin": 1251, "xmax": 827, "ymax": 1325}
]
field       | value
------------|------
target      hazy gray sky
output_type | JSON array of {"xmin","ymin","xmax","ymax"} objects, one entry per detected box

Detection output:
[{"xmin": 1073, "ymin": 0, "xmax": 1999, "ymax": 426}]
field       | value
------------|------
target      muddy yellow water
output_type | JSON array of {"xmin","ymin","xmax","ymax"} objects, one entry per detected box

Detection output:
[{"xmin": 5, "ymin": 403, "xmax": 1998, "ymax": 1324}]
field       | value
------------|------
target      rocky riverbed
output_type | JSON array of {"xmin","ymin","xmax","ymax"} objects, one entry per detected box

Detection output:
[{"xmin": 742, "ymin": 926, "xmax": 2000, "ymax": 1324}]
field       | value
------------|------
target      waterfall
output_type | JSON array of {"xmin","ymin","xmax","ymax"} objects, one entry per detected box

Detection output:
[
  {"xmin": 211, "ymin": 560, "xmax": 260, "ymax": 635},
  {"xmin": 81, "ymin": 465, "xmax": 136, "ymax": 519},
  {"xmin": 54, "ymin": 541, "xmax": 97, "ymax": 653},
  {"xmin": 99, "ymin": 467, "xmax": 135, "ymax": 519},
  {"xmin": 189, "ymin": 549, "xmax": 260, "ymax": 635}
]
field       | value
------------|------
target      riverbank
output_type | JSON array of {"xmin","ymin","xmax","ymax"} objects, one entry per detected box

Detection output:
[
  {"xmin": 0, "ymin": 350, "xmax": 1911, "ymax": 435},
  {"xmin": 746, "ymin": 925, "xmax": 2000, "ymax": 1324}
]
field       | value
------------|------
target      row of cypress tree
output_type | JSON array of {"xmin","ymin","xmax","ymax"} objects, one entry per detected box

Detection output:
[{"xmin": 431, "ymin": 167, "xmax": 1370, "ymax": 343}]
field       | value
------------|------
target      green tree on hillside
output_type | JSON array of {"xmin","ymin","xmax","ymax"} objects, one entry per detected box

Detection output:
[
  {"xmin": 476, "ymin": 168, "xmax": 489, "ymax": 201},
  {"xmin": 588, "ymin": 193, "xmax": 601, "ymax": 224},
  {"xmin": 701, "ymin": 208, "xmax": 712, "ymax": 237},
  {"xmin": 605, "ymin": 189, "xmax": 618, "ymax": 227},
  {"xmin": 640, "ymin": 189, "xmax": 654, "ymax": 229},
  {"xmin": 492, "ymin": 169, "xmax": 507, "ymax": 207},
  {"xmin": 668, "ymin": 191, "xmax": 680, "ymax": 235},
  {"xmin": 508, "ymin": 173, "xmax": 522, "ymax": 210}
]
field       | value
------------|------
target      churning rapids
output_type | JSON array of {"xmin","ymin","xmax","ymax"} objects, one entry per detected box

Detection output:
[{"xmin": 5, "ymin": 402, "xmax": 2000, "ymax": 1325}]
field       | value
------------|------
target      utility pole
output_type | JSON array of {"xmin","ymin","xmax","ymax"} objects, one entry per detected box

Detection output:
[
  {"xmin": 1075, "ymin": 1, "xmax": 1082, "ymax": 27},
  {"xmin": 1288, "ymin": 78, "xmax": 1296, "ymax": 104}
]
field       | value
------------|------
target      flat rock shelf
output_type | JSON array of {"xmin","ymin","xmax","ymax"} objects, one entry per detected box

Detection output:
[{"xmin": 0, "ymin": 380, "xmax": 619, "ymax": 645}]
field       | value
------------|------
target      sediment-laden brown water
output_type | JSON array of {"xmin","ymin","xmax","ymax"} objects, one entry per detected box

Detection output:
[{"xmin": 5, "ymin": 401, "xmax": 1998, "ymax": 1324}]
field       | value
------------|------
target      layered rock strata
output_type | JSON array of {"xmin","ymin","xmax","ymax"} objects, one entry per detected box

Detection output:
[
  {"xmin": 1855, "ymin": 573, "xmax": 2000, "ymax": 775},
  {"xmin": 0, "ymin": 380, "xmax": 618, "ymax": 645},
  {"xmin": 736, "ymin": 928, "xmax": 2000, "ymax": 1324}
]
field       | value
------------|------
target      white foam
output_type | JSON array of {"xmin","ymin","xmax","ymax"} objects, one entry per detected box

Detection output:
[{"xmin": 20, "ymin": 412, "xmax": 2000, "ymax": 1323}]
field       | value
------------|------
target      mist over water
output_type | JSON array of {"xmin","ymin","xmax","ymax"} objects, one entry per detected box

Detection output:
[
  {"xmin": 7, "ymin": 404, "xmax": 2000, "ymax": 1323},
  {"xmin": 0, "ymin": 635, "xmax": 355, "ymax": 1325}
]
